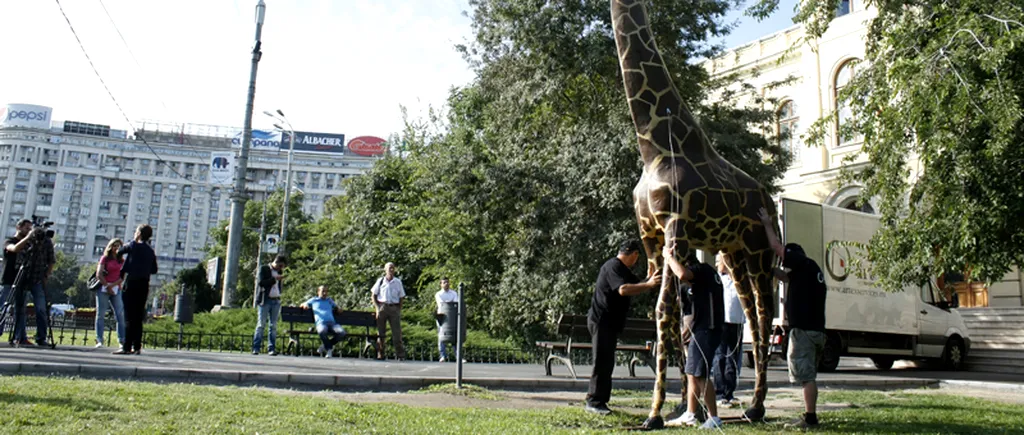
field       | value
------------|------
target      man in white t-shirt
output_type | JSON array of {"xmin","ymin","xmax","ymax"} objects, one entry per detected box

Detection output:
[
  {"xmin": 371, "ymin": 262, "xmax": 406, "ymax": 360},
  {"xmin": 434, "ymin": 277, "xmax": 459, "ymax": 362},
  {"xmin": 713, "ymin": 252, "xmax": 745, "ymax": 407}
]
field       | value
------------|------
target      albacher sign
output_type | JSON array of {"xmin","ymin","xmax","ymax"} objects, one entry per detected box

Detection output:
[{"xmin": 287, "ymin": 130, "xmax": 346, "ymax": 154}]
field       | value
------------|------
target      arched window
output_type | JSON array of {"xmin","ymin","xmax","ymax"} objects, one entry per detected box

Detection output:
[
  {"xmin": 834, "ymin": 60, "xmax": 859, "ymax": 146},
  {"xmin": 840, "ymin": 197, "xmax": 875, "ymax": 214},
  {"xmin": 777, "ymin": 100, "xmax": 800, "ymax": 162}
]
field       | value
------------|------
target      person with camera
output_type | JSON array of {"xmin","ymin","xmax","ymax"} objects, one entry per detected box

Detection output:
[
  {"xmin": 6, "ymin": 219, "xmax": 56, "ymax": 347},
  {"xmin": 94, "ymin": 238, "xmax": 126, "ymax": 348},
  {"xmin": 252, "ymin": 255, "xmax": 286, "ymax": 356},
  {"xmin": 114, "ymin": 224, "xmax": 158, "ymax": 355},
  {"xmin": 0, "ymin": 220, "xmax": 33, "ymax": 338}
]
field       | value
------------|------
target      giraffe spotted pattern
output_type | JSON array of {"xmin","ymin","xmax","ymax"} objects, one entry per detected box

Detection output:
[{"xmin": 610, "ymin": 0, "xmax": 779, "ymax": 428}]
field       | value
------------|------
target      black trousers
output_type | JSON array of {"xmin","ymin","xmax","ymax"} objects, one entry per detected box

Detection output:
[
  {"xmin": 122, "ymin": 278, "xmax": 150, "ymax": 352},
  {"xmin": 586, "ymin": 320, "xmax": 619, "ymax": 407}
]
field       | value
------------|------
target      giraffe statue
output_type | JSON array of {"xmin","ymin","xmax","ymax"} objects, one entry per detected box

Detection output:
[{"xmin": 610, "ymin": 0, "xmax": 779, "ymax": 428}]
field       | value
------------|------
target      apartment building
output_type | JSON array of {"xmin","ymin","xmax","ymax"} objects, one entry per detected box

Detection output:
[{"xmin": 0, "ymin": 103, "xmax": 384, "ymax": 286}]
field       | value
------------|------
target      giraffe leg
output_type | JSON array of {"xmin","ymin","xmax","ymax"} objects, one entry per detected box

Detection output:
[
  {"xmin": 641, "ymin": 274, "xmax": 674, "ymax": 430},
  {"xmin": 668, "ymin": 283, "xmax": 689, "ymax": 416},
  {"xmin": 732, "ymin": 248, "xmax": 776, "ymax": 422}
]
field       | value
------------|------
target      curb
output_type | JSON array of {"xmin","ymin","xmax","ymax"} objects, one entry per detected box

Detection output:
[
  {"xmin": 939, "ymin": 379, "xmax": 1024, "ymax": 392},
  {"xmin": 0, "ymin": 361, "xmax": 936, "ymax": 391}
]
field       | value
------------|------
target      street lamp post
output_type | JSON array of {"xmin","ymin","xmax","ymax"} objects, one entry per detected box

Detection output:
[
  {"xmin": 265, "ymin": 110, "xmax": 295, "ymax": 256},
  {"xmin": 222, "ymin": 0, "xmax": 267, "ymax": 308}
]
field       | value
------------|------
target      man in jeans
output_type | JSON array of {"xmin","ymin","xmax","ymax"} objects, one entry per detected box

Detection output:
[
  {"xmin": 252, "ymin": 255, "xmax": 286, "ymax": 356},
  {"xmin": 713, "ymin": 252, "xmax": 745, "ymax": 408},
  {"xmin": 1, "ymin": 220, "xmax": 32, "ymax": 344},
  {"xmin": 300, "ymin": 285, "xmax": 346, "ymax": 358},
  {"xmin": 371, "ymin": 262, "xmax": 406, "ymax": 360},
  {"xmin": 8, "ymin": 220, "xmax": 55, "ymax": 348}
]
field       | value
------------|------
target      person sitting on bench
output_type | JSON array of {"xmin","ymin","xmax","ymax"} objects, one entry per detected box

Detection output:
[{"xmin": 300, "ymin": 285, "xmax": 346, "ymax": 358}]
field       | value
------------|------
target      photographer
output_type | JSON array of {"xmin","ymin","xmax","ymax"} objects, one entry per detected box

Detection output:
[{"xmin": 7, "ymin": 218, "xmax": 56, "ymax": 347}]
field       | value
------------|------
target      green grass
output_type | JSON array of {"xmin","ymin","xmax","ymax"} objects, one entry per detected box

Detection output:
[
  {"xmin": 0, "ymin": 376, "xmax": 1022, "ymax": 434},
  {"xmin": 412, "ymin": 383, "xmax": 500, "ymax": 400}
]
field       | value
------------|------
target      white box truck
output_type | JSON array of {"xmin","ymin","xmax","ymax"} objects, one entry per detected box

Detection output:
[{"xmin": 743, "ymin": 198, "xmax": 971, "ymax": 371}]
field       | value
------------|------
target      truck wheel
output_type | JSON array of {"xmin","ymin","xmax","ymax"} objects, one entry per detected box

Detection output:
[
  {"xmin": 942, "ymin": 338, "xmax": 966, "ymax": 371},
  {"xmin": 743, "ymin": 351, "xmax": 755, "ymax": 369},
  {"xmin": 818, "ymin": 333, "xmax": 841, "ymax": 373},
  {"xmin": 871, "ymin": 356, "xmax": 894, "ymax": 370}
]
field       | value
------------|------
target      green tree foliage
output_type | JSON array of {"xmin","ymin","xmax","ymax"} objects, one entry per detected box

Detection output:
[
  {"xmin": 150, "ymin": 264, "xmax": 218, "ymax": 316},
  {"xmin": 289, "ymin": 0, "xmax": 789, "ymax": 345},
  {"xmin": 785, "ymin": 0, "xmax": 1024, "ymax": 289},
  {"xmin": 47, "ymin": 252, "xmax": 92, "ymax": 307}
]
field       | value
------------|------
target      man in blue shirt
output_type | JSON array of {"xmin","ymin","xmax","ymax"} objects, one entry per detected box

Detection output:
[{"xmin": 300, "ymin": 285, "xmax": 347, "ymax": 358}]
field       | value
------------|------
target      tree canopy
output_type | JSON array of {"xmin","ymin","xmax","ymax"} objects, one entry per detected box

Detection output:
[{"xmin": 789, "ymin": 0, "xmax": 1024, "ymax": 289}]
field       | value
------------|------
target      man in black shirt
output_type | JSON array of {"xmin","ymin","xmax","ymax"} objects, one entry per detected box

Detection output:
[
  {"xmin": 114, "ymin": 224, "xmax": 158, "ymax": 355},
  {"xmin": 1, "ymin": 220, "xmax": 32, "ymax": 344},
  {"xmin": 7, "ymin": 219, "xmax": 56, "ymax": 347},
  {"xmin": 585, "ymin": 240, "xmax": 661, "ymax": 415},
  {"xmin": 662, "ymin": 245, "xmax": 725, "ymax": 429},
  {"xmin": 759, "ymin": 207, "xmax": 827, "ymax": 429}
]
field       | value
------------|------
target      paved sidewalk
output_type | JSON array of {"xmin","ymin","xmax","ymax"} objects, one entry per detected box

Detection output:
[{"xmin": 4, "ymin": 346, "xmax": 1007, "ymax": 392}]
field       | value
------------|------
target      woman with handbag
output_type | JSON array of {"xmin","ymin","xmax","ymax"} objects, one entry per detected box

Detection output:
[{"xmin": 94, "ymin": 238, "xmax": 126, "ymax": 348}]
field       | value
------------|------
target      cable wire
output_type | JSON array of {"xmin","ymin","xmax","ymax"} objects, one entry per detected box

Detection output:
[{"xmin": 54, "ymin": 0, "xmax": 187, "ymax": 180}]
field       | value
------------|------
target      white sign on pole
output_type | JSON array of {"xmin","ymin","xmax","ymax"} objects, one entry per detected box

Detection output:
[
  {"xmin": 264, "ymin": 234, "xmax": 280, "ymax": 254},
  {"xmin": 209, "ymin": 152, "xmax": 235, "ymax": 186}
]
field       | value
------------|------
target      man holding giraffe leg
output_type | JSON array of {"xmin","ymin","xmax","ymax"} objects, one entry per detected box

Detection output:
[
  {"xmin": 662, "ymin": 244, "xmax": 725, "ymax": 430},
  {"xmin": 760, "ymin": 207, "xmax": 828, "ymax": 429}
]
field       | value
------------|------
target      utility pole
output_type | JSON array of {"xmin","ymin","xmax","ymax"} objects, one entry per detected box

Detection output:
[
  {"xmin": 222, "ymin": 0, "xmax": 267, "ymax": 308},
  {"xmin": 265, "ymin": 110, "xmax": 295, "ymax": 256}
]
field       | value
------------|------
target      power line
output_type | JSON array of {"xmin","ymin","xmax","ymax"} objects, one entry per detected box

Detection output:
[{"xmin": 54, "ymin": 0, "xmax": 187, "ymax": 180}]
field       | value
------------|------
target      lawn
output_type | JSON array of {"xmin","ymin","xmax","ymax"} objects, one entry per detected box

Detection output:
[{"xmin": 0, "ymin": 376, "xmax": 1021, "ymax": 434}]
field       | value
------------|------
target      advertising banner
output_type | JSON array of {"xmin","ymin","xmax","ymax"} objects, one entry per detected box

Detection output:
[
  {"xmin": 209, "ymin": 152, "xmax": 235, "ymax": 186},
  {"xmin": 286, "ymin": 130, "xmax": 347, "ymax": 154},
  {"xmin": 231, "ymin": 129, "xmax": 281, "ymax": 150},
  {"xmin": 263, "ymin": 234, "xmax": 280, "ymax": 254},
  {"xmin": 347, "ymin": 136, "xmax": 387, "ymax": 156},
  {"xmin": 1, "ymin": 103, "xmax": 53, "ymax": 129}
]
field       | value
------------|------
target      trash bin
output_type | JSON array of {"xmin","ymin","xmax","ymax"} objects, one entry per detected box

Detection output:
[
  {"xmin": 437, "ymin": 302, "xmax": 465, "ymax": 343},
  {"xmin": 174, "ymin": 292, "xmax": 193, "ymax": 324}
]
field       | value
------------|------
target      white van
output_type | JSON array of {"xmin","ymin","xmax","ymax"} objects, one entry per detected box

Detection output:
[{"xmin": 742, "ymin": 198, "xmax": 971, "ymax": 371}]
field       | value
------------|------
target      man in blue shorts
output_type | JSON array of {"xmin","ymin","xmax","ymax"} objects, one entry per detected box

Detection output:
[{"xmin": 662, "ymin": 244, "xmax": 724, "ymax": 430}]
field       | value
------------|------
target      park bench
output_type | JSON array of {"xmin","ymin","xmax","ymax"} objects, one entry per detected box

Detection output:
[
  {"xmin": 535, "ymin": 314, "xmax": 657, "ymax": 380},
  {"xmin": 280, "ymin": 306, "xmax": 377, "ymax": 357}
]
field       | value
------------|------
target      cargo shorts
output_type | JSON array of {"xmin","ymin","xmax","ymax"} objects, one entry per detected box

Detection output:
[{"xmin": 787, "ymin": 328, "xmax": 826, "ymax": 383}]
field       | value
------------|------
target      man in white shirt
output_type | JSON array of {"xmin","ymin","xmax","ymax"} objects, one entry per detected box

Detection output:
[
  {"xmin": 713, "ymin": 252, "xmax": 745, "ymax": 407},
  {"xmin": 434, "ymin": 277, "xmax": 459, "ymax": 362},
  {"xmin": 252, "ymin": 255, "xmax": 286, "ymax": 356},
  {"xmin": 371, "ymin": 262, "xmax": 406, "ymax": 360}
]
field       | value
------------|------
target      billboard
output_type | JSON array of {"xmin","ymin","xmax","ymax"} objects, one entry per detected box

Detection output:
[
  {"xmin": 347, "ymin": 136, "xmax": 387, "ymax": 156},
  {"xmin": 285, "ymin": 130, "xmax": 347, "ymax": 154},
  {"xmin": 231, "ymin": 129, "xmax": 281, "ymax": 150},
  {"xmin": 209, "ymin": 151, "xmax": 235, "ymax": 186},
  {"xmin": 1, "ymin": 103, "xmax": 53, "ymax": 129}
]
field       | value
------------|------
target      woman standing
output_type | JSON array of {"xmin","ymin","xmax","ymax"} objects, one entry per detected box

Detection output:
[
  {"xmin": 114, "ymin": 224, "xmax": 157, "ymax": 355},
  {"xmin": 95, "ymin": 238, "xmax": 126, "ymax": 348}
]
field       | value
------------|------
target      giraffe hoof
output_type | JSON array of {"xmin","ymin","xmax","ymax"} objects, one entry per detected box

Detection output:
[
  {"xmin": 741, "ymin": 406, "xmax": 766, "ymax": 423},
  {"xmin": 641, "ymin": 415, "xmax": 665, "ymax": 430}
]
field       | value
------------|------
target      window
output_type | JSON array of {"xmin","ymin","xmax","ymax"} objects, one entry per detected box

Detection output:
[
  {"xmin": 777, "ymin": 101, "xmax": 800, "ymax": 162},
  {"xmin": 836, "ymin": 0, "xmax": 851, "ymax": 17},
  {"xmin": 834, "ymin": 60, "xmax": 860, "ymax": 146}
]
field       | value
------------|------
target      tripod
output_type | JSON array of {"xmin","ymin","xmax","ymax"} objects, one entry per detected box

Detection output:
[{"xmin": 0, "ymin": 242, "xmax": 56, "ymax": 348}]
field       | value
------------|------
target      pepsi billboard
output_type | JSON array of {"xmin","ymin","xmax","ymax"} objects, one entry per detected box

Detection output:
[
  {"xmin": 231, "ymin": 129, "xmax": 281, "ymax": 150},
  {"xmin": 286, "ymin": 131, "xmax": 347, "ymax": 154},
  {"xmin": 1, "ymin": 104, "xmax": 53, "ymax": 129}
]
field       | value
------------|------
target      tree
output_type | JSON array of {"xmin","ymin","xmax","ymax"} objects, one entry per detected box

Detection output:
[
  {"xmin": 786, "ymin": 0, "xmax": 1024, "ymax": 289},
  {"xmin": 296, "ymin": 0, "xmax": 790, "ymax": 345},
  {"xmin": 47, "ymin": 251, "xmax": 92, "ymax": 307},
  {"xmin": 151, "ymin": 264, "xmax": 218, "ymax": 316}
]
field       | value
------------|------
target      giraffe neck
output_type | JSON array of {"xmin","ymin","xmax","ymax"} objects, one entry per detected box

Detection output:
[{"xmin": 611, "ymin": 0, "xmax": 710, "ymax": 167}]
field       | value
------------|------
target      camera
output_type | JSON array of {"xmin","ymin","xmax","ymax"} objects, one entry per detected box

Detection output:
[{"xmin": 29, "ymin": 215, "xmax": 55, "ymax": 242}]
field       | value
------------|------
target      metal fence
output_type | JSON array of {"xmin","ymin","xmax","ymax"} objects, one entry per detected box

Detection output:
[{"xmin": 5, "ymin": 313, "xmax": 545, "ymax": 364}]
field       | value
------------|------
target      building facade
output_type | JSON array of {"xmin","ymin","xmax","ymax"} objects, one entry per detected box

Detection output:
[
  {"xmin": 0, "ymin": 103, "xmax": 383, "ymax": 286},
  {"xmin": 706, "ymin": 2, "xmax": 1023, "ymax": 307}
]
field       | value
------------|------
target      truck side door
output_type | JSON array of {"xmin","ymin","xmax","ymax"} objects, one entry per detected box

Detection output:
[{"xmin": 916, "ymin": 283, "xmax": 948, "ymax": 358}]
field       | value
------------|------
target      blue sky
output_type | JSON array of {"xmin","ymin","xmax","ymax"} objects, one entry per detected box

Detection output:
[{"xmin": 0, "ymin": 0, "xmax": 798, "ymax": 139}]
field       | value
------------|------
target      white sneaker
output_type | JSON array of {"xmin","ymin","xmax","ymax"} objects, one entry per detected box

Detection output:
[
  {"xmin": 666, "ymin": 411, "xmax": 698, "ymax": 427},
  {"xmin": 439, "ymin": 357, "xmax": 447, "ymax": 362},
  {"xmin": 325, "ymin": 350, "xmax": 333, "ymax": 358},
  {"xmin": 699, "ymin": 417, "xmax": 723, "ymax": 430},
  {"xmin": 95, "ymin": 341, "xmax": 104, "ymax": 348},
  {"xmin": 317, "ymin": 345, "xmax": 326, "ymax": 357}
]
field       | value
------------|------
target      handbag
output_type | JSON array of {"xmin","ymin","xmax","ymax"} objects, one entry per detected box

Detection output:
[{"xmin": 88, "ymin": 259, "xmax": 106, "ymax": 292}]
